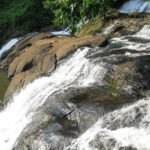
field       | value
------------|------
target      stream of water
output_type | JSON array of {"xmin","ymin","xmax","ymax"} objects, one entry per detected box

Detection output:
[{"xmin": 119, "ymin": 0, "xmax": 150, "ymax": 13}]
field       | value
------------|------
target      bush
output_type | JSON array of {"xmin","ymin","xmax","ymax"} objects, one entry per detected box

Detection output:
[{"xmin": 43, "ymin": 0, "xmax": 122, "ymax": 34}]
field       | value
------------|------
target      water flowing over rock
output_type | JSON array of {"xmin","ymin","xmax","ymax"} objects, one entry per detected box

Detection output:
[
  {"xmin": 136, "ymin": 25, "xmax": 150, "ymax": 38},
  {"xmin": 0, "ymin": 38, "xmax": 20, "ymax": 58},
  {"xmin": 0, "ymin": 25, "xmax": 149, "ymax": 150},
  {"xmin": 65, "ymin": 98, "xmax": 150, "ymax": 150},
  {"xmin": 0, "ymin": 33, "xmax": 106, "ymax": 102},
  {"xmin": 0, "ymin": 47, "xmax": 107, "ymax": 150},
  {"xmin": 119, "ymin": 0, "xmax": 150, "ymax": 13}
]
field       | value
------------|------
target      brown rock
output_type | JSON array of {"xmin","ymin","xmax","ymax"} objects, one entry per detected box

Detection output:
[{"xmin": 2, "ymin": 33, "xmax": 106, "ymax": 101}]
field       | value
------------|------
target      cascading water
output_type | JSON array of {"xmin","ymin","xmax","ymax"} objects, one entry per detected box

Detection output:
[
  {"xmin": 64, "ymin": 26, "xmax": 150, "ymax": 150},
  {"xmin": 119, "ymin": 0, "xmax": 150, "ymax": 13},
  {"xmin": 0, "ymin": 47, "xmax": 106, "ymax": 150},
  {"xmin": 65, "ymin": 98, "xmax": 150, "ymax": 150},
  {"xmin": 1, "ymin": 16, "xmax": 150, "ymax": 150},
  {"xmin": 0, "ymin": 38, "xmax": 20, "ymax": 58}
]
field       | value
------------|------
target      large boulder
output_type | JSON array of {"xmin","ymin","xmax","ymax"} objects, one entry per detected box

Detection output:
[{"xmin": 0, "ymin": 32, "xmax": 108, "ymax": 102}]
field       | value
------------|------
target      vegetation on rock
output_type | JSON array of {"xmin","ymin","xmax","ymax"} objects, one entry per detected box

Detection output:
[
  {"xmin": 0, "ymin": 70, "xmax": 10, "ymax": 104},
  {"xmin": 75, "ymin": 16, "xmax": 105, "ymax": 37},
  {"xmin": 43, "ymin": 0, "xmax": 126, "ymax": 34},
  {"xmin": 108, "ymin": 78, "xmax": 120, "ymax": 96}
]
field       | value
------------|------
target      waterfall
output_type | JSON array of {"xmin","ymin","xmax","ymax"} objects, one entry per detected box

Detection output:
[
  {"xmin": 0, "ymin": 38, "xmax": 20, "ymax": 58},
  {"xmin": 0, "ymin": 47, "xmax": 106, "ymax": 150},
  {"xmin": 136, "ymin": 25, "xmax": 150, "ymax": 38},
  {"xmin": 1, "ymin": 23, "xmax": 150, "ymax": 150},
  {"xmin": 63, "ymin": 26, "xmax": 150, "ymax": 150},
  {"xmin": 65, "ymin": 98, "xmax": 150, "ymax": 150},
  {"xmin": 119, "ymin": 0, "xmax": 150, "ymax": 13},
  {"xmin": 51, "ymin": 28, "xmax": 70, "ymax": 36},
  {"xmin": 101, "ymin": 21, "xmax": 119, "ymax": 35}
]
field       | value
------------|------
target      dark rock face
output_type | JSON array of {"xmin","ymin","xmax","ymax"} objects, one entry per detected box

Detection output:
[
  {"xmin": 135, "ymin": 56, "xmax": 150, "ymax": 89},
  {"xmin": 119, "ymin": 146, "xmax": 137, "ymax": 150}
]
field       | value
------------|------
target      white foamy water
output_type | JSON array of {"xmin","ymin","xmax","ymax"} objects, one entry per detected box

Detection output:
[
  {"xmin": 0, "ymin": 38, "xmax": 20, "ymax": 58},
  {"xmin": 65, "ymin": 99, "xmax": 150, "ymax": 150},
  {"xmin": 0, "ymin": 47, "xmax": 106, "ymax": 150},
  {"xmin": 119, "ymin": 0, "xmax": 150, "ymax": 13},
  {"xmin": 101, "ymin": 21, "xmax": 119, "ymax": 35},
  {"xmin": 51, "ymin": 28, "xmax": 70, "ymax": 36},
  {"xmin": 136, "ymin": 25, "xmax": 150, "ymax": 38},
  {"xmin": 109, "ymin": 25, "xmax": 150, "ymax": 55},
  {"xmin": 63, "ymin": 24, "xmax": 150, "ymax": 150}
]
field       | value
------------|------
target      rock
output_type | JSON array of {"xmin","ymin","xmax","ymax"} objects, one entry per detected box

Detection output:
[
  {"xmin": 1, "ymin": 12, "xmax": 149, "ymax": 103},
  {"xmin": 0, "ymin": 70, "xmax": 10, "ymax": 106},
  {"xmin": 76, "ymin": 16, "xmax": 105, "ymax": 37},
  {"xmin": 1, "ymin": 33, "xmax": 108, "ymax": 102},
  {"xmin": 119, "ymin": 146, "xmax": 137, "ymax": 150},
  {"xmin": 14, "ymin": 87, "xmax": 106, "ymax": 150},
  {"xmin": 12, "ymin": 32, "xmax": 150, "ymax": 150},
  {"xmin": 76, "ymin": 13, "xmax": 149, "ymax": 38}
]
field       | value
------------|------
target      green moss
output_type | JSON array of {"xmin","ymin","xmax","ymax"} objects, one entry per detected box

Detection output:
[
  {"xmin": 76, "ymin": 16, "xmax": 105, "ymax": 36},
  {"xmin": 108, "ymin": 78, "xmax": 120, "ymax": 96},
  {"xmin": 0, "ymin": 70, "xmax": 10, "ymax": 104}
]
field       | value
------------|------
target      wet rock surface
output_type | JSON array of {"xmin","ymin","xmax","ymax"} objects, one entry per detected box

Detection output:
[
  {"xmin": 0, "ymin": 12, "xmax": 150, "ymax": 150},
  {"xmin": 77, "ymin": 12, "xmax": 149, "ymax": 38},
  {"xmin": 14, "ymin": 30, "xmax": 150, "ymax": 149},
  {"xmin": 0, "ymin": 12, "xmax": 149, "ymax": 103}
]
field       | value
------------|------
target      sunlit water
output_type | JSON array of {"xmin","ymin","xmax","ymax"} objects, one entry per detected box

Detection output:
[
  {"xmin": 0, "ymin": 38, "xmax": 20, "ymax": 58},
  {"xmin": 119, "ymin": 0, "xmax": 150, "ymax": 13}
]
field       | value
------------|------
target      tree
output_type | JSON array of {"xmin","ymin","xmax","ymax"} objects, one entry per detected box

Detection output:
[{"xmin": 43, "ymin": 0, "xmax": 119, "ymax": 34}]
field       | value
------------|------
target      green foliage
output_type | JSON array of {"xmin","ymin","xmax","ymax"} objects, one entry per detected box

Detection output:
[
  {"xmin": 108, "ymin": 78, "xmax": 120, "ymax": 96},
  {"xmin": 43, "ymin": 0, "xmax": 121, "ymax": 34},
  {"xmin": 0, "ymin": 0, "xmax": 126, "ymax": 46},
  {"xmin": 0, "ymin": 0, "xmax": 52, "ymax": 47},
  {"xmin": 76, "ymin": 16, "xmax": 105, "ymax": 36}
]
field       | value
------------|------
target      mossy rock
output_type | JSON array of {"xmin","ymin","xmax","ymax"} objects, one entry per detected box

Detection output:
[
  {"xmin": 76, "ymin": 16, "xmax": 105, "ymax": 37},
  {"xmin": 0, "ymin": 70, "xmax": 10, "ymax": 105}
]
